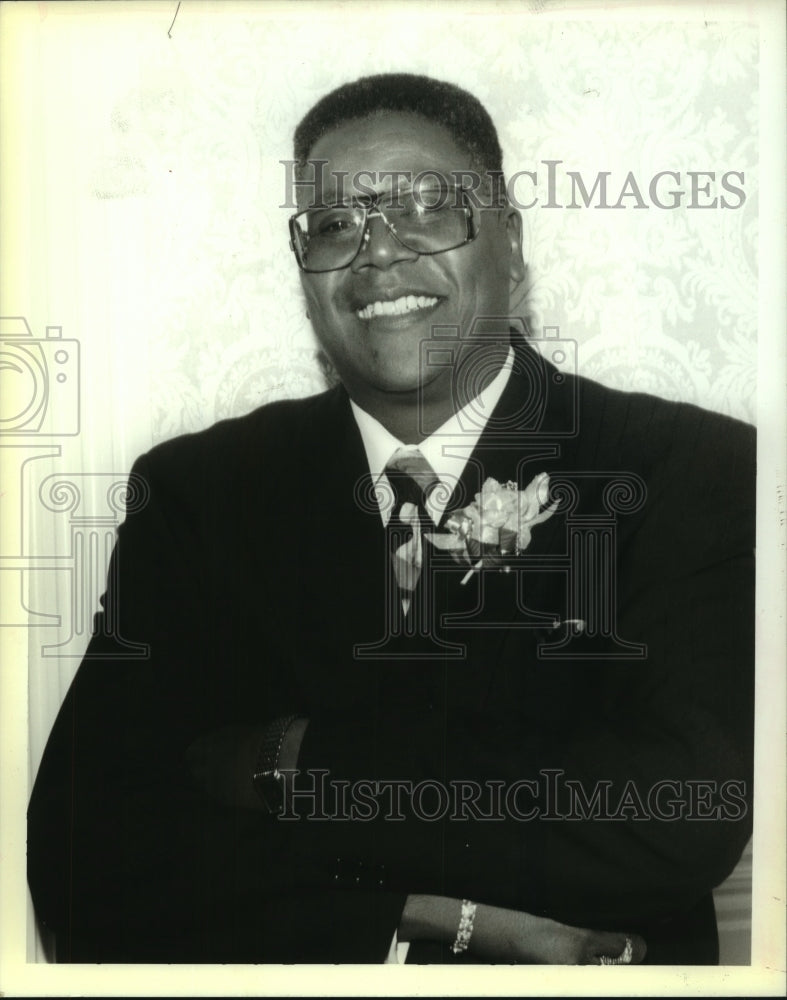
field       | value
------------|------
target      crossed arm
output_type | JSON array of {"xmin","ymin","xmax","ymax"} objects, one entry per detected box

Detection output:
[
  {"xmin": 184, "ymin": 716, "xmax": 648, "ymax": 964},
  {"xmin": 27, "ymin": 413, "xmax": 754, "ymax": 963}
]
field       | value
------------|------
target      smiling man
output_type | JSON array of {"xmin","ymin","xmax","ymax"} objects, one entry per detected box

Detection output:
[
  {"xmin": 290, "ymin": 107, "xmax": 520, "ymax": 442},
  {"xmin": 28, "ymin": 74, "xmax": 755, "ymax": 966}
]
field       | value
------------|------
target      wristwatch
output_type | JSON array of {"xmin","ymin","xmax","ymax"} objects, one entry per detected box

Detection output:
[{"xmin": 252, "ymin": 714, "xmax": 298, "ymax": 815}]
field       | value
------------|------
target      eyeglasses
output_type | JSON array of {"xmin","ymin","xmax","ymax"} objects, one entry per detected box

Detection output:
[{"xmin": 289, "ymin": 183, "xmax": 479, "ymax": 273}]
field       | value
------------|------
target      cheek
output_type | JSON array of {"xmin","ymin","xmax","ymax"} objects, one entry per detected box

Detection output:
[
  {"xmin": 302, "ymin": 280, "xmax": 327, "ymax": 311},
  {"xmin": 303, "ymin": 291, "xmax": 361, "ymax": 364},
  {"xmin": 482, "ymin": 228, "xmax": 513, "ymax": 281},
  {"xmin": 454, "ymin": 265, "xmax": 508, "ymax": 314},
  {"xmin": 302, "ymin": 281, "xmax": 343, "ymax": 328},
  {"xmin": 455, "ymin": 231, "xmax": 511, "ymax": 306}
]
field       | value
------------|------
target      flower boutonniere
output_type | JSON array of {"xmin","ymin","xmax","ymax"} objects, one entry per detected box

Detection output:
[{"xmin": 427, "ymin": 473, "xmax": 558, "ymax": 584}]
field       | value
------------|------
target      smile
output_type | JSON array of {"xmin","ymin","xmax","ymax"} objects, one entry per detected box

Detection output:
[{"xmin": 355, "ymin": 295, "xmax": 440, "ymax": 321}]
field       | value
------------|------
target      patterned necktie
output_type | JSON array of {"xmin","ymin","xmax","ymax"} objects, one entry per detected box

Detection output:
[{"xmin": 384, "ymin": 447, "xmax": 440, "ymax": 603}]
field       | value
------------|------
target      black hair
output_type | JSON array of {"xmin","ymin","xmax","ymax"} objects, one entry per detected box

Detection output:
[{"xmin": 293, "ymin": 72, "xmax": 504, "ymax": 177}]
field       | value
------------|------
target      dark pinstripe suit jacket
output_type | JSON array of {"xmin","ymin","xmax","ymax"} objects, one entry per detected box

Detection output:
[{"xmin": 28, "ymin": 337, "xmax": 755, "ymax": 963}]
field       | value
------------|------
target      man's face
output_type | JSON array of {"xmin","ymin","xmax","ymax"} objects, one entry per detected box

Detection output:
[{"xmin": 297, "ymin": 113, "xmax": 525, "ymax": 407}]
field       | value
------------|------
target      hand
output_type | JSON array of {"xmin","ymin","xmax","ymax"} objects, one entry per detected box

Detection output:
[
  {"xmin": 184, "ymin": 724, "xmax": 265, "ymax": 810},
  {"xmin": 482, "ymin": 909, "xmax": 647, "ymax": 965},
  {"xmin": 184, "ymin": 718, "xmax": 309, "ymax": 811},
  {"xmin": 277, "ymin": 716, "xmax": 309, "ymax": 773},
  {"xmin": 399, "ymin": 895, "xmax": 647, "ymax": 964}
]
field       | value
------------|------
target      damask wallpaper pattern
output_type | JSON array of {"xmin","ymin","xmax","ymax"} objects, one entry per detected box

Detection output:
[
  {"xmin": 12, "ymin": 2, "xmax": 762, "ymax": 969},
  {"xmin": 86, "ymin": 15, "xmax": 758, "ymax": 444}
]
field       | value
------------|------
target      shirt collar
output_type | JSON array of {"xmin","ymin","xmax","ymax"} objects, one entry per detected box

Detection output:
[{"xmin": 350, "ymin": 346, "xmax": 514, "ymax": 524}]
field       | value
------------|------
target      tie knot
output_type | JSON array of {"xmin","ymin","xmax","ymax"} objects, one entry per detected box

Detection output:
[{"xmin": 385, "ymin": 447, "xmax": 440, "ymax": 511}]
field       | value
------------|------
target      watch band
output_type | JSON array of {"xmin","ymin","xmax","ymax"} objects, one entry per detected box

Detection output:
[{"xmin": 252, "ymin": 714, "xmax": 298, "ymax": 814}]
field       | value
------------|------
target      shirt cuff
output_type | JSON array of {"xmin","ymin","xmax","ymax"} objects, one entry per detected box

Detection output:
[{"xmin": 383, "ymin": 928, "xmax": 411, "ymax": 964}]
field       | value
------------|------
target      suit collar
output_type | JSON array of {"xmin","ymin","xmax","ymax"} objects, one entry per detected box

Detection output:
[
  {"xmin": 297, "ymin": 340, "xmax": 574, "ymax": 659},
  {"xmin": 346, "ymin": 347, "xmax": 516, "ymax": 526}
]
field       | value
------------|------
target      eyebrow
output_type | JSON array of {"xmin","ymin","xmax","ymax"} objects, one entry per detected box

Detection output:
[{"xmin": 300, "ymin": 179, "xmax": 468, "ymax": 212}]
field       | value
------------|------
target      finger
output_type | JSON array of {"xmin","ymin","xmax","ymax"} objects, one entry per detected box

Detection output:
[
  {"xmin": 584, "ymin": 930, "xmax": 623, "ymax": 964},
  {"xmin": 629, "ymin": 933, "xmax": 647, "ymax": 964},
  {"xmin": 586, "ymin": 930, "xmax": 647, "ymax": 965}
]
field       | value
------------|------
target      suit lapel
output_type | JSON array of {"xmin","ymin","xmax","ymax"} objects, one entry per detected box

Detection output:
[
  {"xmin": 288, "ymin": 389, "xmax": 388, "ymax": 711},
  {"xmin": 289, "ymin": 342, "xmax": 585, "ymax": 711},
  {"xmin": 438, "ymin": 338, "xmax": 571, "ymax": 614},
  {"xmin": 432, "ymin": 338, "xmax": 582, "ymax": 705}
]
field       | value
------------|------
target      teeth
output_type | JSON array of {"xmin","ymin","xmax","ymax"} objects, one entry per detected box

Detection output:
[{"xmin": 356, "ymin": 295, "xmax": 439, "ymax": 321}]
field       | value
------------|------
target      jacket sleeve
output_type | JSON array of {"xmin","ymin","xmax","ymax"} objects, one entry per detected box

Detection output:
[
  {"xmin": 27, "ymin": 444, "xmax": 406, "ymax": 963},
  {"xmin": 291, "ymin": 410, "xmax": 756, "ymax": 930}
]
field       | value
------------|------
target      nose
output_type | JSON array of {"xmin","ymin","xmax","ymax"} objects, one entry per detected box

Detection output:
[{"xmin": 350, "ymin": 211, "xmax": 419, "ymax": 271}]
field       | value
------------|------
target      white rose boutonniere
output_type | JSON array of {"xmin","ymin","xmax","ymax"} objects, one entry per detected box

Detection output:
[{"xmin": 428, "ymin": 473, "xmax": 558, "ymax": 584}]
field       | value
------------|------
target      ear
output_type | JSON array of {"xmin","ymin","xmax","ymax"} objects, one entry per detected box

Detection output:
[{"xmin": 505, "ymin": 207, "xmax": 526, "ymax": 290}]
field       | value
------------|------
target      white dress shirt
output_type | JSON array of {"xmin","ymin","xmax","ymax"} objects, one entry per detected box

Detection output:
[
  {"xmin": 350, "ymin": 347, "xmax": 514, "ymax": 528},
  {"xmin": 348, "ymin": 347, "xmax": 514, "ymax": 963}
]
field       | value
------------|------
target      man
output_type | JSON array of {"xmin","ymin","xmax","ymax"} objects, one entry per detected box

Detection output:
[{"xmin": 28, "ymin": 73, "xmax": 755, "ymax": 964}]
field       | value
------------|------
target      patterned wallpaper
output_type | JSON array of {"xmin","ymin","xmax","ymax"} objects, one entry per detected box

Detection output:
[
  {"xmin": 10, "ymin": 1, "xmax": 765, "ymax": 969},
  {"xmin": 81, "ymin": 12, "xmax": 759, "ymax": 447}
]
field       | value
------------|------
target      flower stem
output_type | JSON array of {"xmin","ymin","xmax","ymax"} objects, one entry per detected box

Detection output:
[{"xmin": 460, "ymin": 559, "xmax": 484, "ymax": 586}]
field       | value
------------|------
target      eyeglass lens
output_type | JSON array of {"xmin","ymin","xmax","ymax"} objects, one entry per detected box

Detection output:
[{"xmin": 293, "ymin": 187, "xmax": 473, "ymax": 272}]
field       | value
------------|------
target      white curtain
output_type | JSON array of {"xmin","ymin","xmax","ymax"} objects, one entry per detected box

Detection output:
[{"xmin": 3, "ymin": 0, "xmax": 764, "ymax": 968}]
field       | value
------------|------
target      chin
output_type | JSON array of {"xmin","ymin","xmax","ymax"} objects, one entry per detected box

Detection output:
[
  {"xmin": 362, "ymin": 353, "xmax": 426, "ymax": 394},
  {"xmin": 367, "ymin": 371, "xmax": 424, "ymax": 395}
]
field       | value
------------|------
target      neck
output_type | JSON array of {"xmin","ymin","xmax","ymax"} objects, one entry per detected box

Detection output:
[{"xmin": 348, "ymin": 341, "xmax": 511, "ymax": 444}]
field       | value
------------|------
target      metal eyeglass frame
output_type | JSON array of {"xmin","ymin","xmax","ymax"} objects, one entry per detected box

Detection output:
[{"xmin": 288, "ymin": 184, "xmax": 479, "ymax": 273}]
